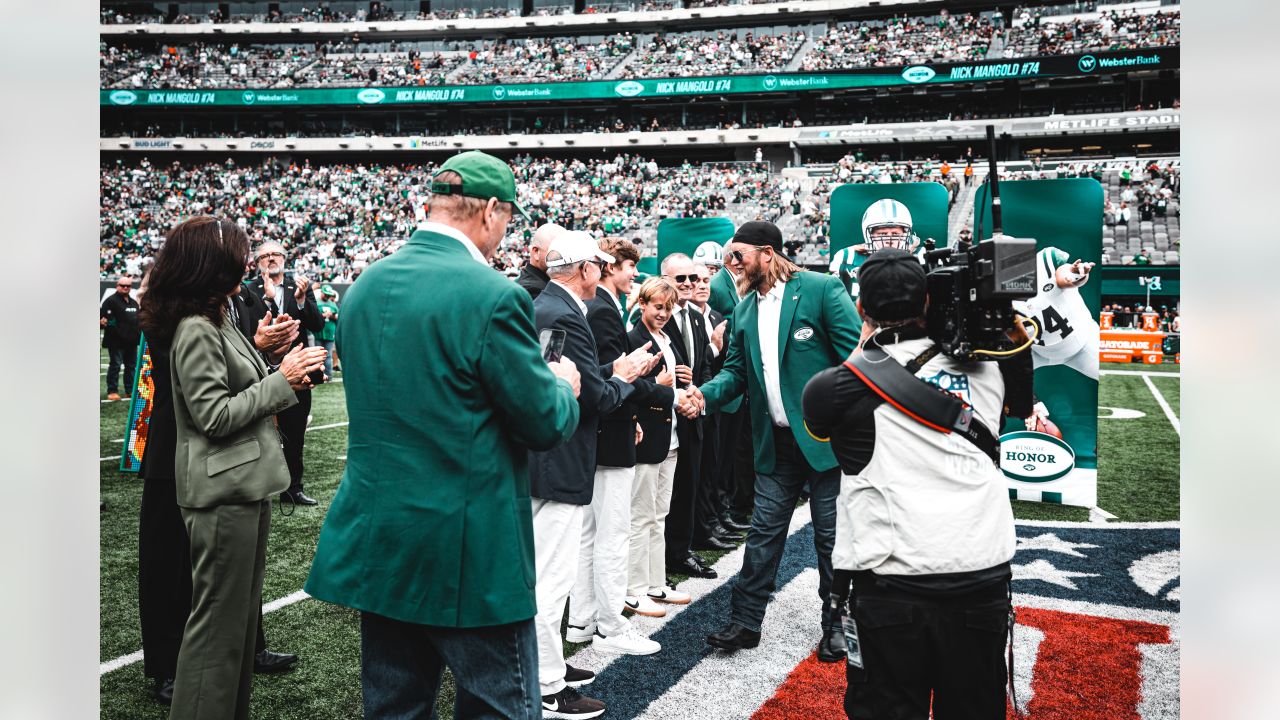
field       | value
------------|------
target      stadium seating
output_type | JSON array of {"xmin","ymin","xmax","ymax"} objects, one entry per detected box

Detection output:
[{"xmin": 100, "ymin": 9, "xmax": 1180, "ymax": 90}]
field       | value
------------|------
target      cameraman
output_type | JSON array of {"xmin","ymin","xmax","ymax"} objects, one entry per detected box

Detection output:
[{"xmin": 801, "ymin": 248, "xmax": 1029, "ymax": 720}]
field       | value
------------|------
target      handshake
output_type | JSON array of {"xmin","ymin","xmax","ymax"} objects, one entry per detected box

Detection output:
[{"xmin": 675, "ymin": 386, "xmax": 706, "ymax": 419}]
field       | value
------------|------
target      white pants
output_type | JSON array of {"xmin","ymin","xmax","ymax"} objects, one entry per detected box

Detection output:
[
  {"xmin": 569, "ymin": 465, "xmax": 636, "ymax": 636},
  {"xmin": 628, "ymin": 448, "xmax": 679, "ymax": 597},
  {"xmin": 532, "ymin": 498, "xmax": 584, "ymax": 696}
]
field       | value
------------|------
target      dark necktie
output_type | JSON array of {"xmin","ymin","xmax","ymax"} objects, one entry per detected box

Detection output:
[{"xmin": 681, "ymin": 308, "xmax": 694, "ymax": 364}]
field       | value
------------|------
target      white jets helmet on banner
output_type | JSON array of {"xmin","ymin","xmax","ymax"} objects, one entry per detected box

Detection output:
[
  {"xmin": 693, "ymin": 241, "xmax": 725, "ymax": 268},
  {"xmin": 861, "ymin": 199, "xmax": 920, "ymax": 252}
]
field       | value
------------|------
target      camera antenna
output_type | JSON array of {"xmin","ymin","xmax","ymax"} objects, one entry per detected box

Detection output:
[{"xmin": 986, "ymin": 124, "xmax": 1003, "ymax": 238}]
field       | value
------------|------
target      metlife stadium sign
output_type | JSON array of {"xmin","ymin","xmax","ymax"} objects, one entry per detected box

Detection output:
[{"xmin": 102, "ymin": 48, "xmax": 1177, "ymax": 108}]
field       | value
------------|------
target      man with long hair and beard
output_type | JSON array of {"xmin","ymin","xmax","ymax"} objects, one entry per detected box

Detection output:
[{"xmin": 683, "ymin": 221, "xmax": 861, "ymax": 663}]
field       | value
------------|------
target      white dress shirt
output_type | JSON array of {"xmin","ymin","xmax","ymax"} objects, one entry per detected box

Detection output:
[
  {"xmin": 696, "ymin": 303, "xmax": 722, "ymax": 358},
  {"xmin": 649, "ymin": 329, "xmax": 681, "ymax": 451},
  {"xmin": 756, "ymin": 280, "xmax": 789, "ymax": 427},
  {"xmin": 420, "ymin": 221, "xmax": 487, "ymax": 266}
]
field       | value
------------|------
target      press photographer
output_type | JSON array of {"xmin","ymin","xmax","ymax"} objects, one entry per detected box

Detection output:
[{"xmin": 801, "ymin": 248, "xmax": 1033, "ymax": 719}]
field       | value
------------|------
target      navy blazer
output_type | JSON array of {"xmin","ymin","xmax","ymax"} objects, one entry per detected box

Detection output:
[
  {"xmin": 529, "ymin": 282, "xmax": 634, "ymax": 504},
  {"xmin": 629, "ymin": 323, "xmax": 678, "ymax": 464},
  {"xmin": 668, "ymin": 302, "xmax": 712, "ymax": 443},
  {"xmin": 586, "ymin": 287, "xmax": 673, "ymax": 468}
]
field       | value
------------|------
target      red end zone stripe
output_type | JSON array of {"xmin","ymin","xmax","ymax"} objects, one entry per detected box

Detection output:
[
  {"xmin": 842, "ymin": 359, "xmax": 952, "ymax": 434},
  {"xmin": 751, "ymin": 606, "xmax": 1172, "ymax": 720}
]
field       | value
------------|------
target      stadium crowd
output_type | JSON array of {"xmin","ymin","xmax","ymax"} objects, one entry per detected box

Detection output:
[
  {"xmin": 619, "ymin": 30, "xmax": 806, "ymax": 78},
  {"xmin": 799, "ymin": 12, "xmax": 998, "ymax": 71},
  {"xmin": 1005, "ymin": 9, "xmax": 1181, "ymax": 56},
  {"xmin": 100, "ymin": 8, "xmax": 1180, "ymax": 90},
  {"xmin": 100, "ymin": 156, "xmax": 783, "ymax": 282}
]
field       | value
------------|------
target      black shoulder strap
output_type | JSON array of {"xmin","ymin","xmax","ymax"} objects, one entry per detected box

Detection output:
[{"xmin": 844, "ymin": 345, "xmax": 1001, "ymax": 465}]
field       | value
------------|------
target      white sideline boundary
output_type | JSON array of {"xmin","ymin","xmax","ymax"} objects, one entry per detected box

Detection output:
[
  {"xmin": 99, "ymin": 591, "xmax": 311, "ymax": 675},
  {"xmin": 1141, "ymin": 374, "xmax": 1181, "ymax": 436},
  {"xmin": 101, "ymin": 421, "xmax": 349, "ymax": 462}
]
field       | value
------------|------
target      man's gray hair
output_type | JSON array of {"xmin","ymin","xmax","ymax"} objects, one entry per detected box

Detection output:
[
  {"xmin": 661, "ymin": 252, "xmax": 692, "ymax": 275},
  {"xmin": 546, "ymin": 261, "xmax": 584, "ymax": 279}
]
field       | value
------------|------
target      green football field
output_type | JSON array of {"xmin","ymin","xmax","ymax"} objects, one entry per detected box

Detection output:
[{"xmin": 98, "ymin": 355, "xmax": 1179, "ymax": 718}]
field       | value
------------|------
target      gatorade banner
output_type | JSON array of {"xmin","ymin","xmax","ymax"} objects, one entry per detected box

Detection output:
[
  {"xmin": 975, "ymin": 179, "xmax": 1103, "ymax": 507},
  {"xmin": 120, "ymin": 338, "xmax": 155, "ymax": 473},
  {"xmin": 1100, "ymin": 329, "xmax": 1165, "ymax": 363}
]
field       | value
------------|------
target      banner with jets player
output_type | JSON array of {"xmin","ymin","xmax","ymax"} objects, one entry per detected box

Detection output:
[
  {"xmin": 974, "ymin": 178, "xmax": 1102, "ymax": 508},
  {"xmin": 828, "ymin": 183, "xmax": 952, "ymax": 336}
]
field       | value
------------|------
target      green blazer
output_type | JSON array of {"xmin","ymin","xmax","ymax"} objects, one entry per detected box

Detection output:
[
  {"xmin": 708, "ymin": 266, "xmax": 740, "ymax": 318},
  {"xmin": 707, "ymin": 268, "xmax": 744, "ymax": 414},
  {"xmin": 699, "ymin": 271, "xmax": 860, "ymax": 474},
  {"xmin": 170, "ymin": 313, "xmax": 298, "ymax": 509},
  {"xmin": 305, "ymin": 229, "xmax": 580, "ymax": 628}
]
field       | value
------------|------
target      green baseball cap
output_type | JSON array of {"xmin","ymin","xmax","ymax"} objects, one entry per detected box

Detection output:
[{"xmin": 431, "ymin": 151, "xmax": 529, "ymax": 220}]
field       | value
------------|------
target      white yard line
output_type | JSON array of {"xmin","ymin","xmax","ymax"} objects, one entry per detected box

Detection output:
[
  {"xmin": 1142, "ymin": 374, "xmax": 1181, "ymax": 436},
  {"xmin": 102, "ymin": 422, "xmax": 349, "ymax": 462},
  {"xmin": 1100, "ymin": 369, "xmax": 1180, "ymax": 378},
  {"xmin": 100, "ymin": 591, "xmax": 311, "ymax": 675}
]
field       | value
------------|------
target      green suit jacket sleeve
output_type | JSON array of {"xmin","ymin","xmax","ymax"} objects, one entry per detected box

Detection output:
[
  {"xmin": 171, "ymin": 314, "xmax": 298, "ymax": 508},
  {"xmin": 699, "ymin": 272, "xmax": 860, "ymax": 474}
]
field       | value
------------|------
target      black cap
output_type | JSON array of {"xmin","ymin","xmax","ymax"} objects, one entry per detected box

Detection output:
[
  {"xmin": 858, "ymin": 248, "xmax": 927, "ymax": 322},
  {"xmin": 731, "ymin": 221, "xmax": 783, "ymax": 253}
]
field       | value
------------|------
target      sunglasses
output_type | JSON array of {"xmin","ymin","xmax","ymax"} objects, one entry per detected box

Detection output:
[
  {"xmin": 727, "ymin": 247, "xmax": 764, "ymax": 264},
  {"xmin": 669, "ymin": 274, "xmax": 696, "ymax": 284}
]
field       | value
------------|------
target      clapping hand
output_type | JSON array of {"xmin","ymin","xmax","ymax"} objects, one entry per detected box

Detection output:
[
  {"xmin": 613, "ymin": 342, "xmax": 656, "ymax": 383},
  {"xmin": 673, "ymin": 364, "xmax": 693, "ymax": 386},
  {"xmin": 656, "ymin": 368, "xmax": 674, "ymax": 388},
  {"xmin": 548, "ymin": 357, "xmax": 581, "ymax": 398},
  {"xmin": 280, "ymin": 344, "xmax": 328, "ymax": 391},
  {"xmin": 710, "ymin": 320, "xmax": 727, "ymax": 353},
  {"xmin": 293, "ymin": 274, "xmax": 310, "ymax": 303},
  {"xmin": 254, "ymin": 311, "xmax": 301, "ymax": 361}
]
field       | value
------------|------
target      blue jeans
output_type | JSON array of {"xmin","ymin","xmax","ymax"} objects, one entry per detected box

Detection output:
[
  {"xmin": 320, "ymin": 339, "xmax": 335, "ymax": 378},
  {"xmin": 730, "ymin": 427, "xmax": 840, "ymax": 633},
  {"xmin": 361, "ymin": 612, "xmax": 541, "ymax": 720},
  {"xmin": 105, "ymin": 345, "xmax": 135, "ymax": 395}
]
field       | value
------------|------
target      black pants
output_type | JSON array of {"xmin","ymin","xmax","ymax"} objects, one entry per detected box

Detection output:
[
  {"xmin": 730, "ymin": 400, "xmax": 757, "ymax": 517},
  {"xmin": 844, "ymin": 572, "xmax": 1010, "ymax": 720},
  {"xmin": 139, "ymin": 475, "xmax": 266, "ymax": 680},
  {"xmin": 106, "ymin": 344, "xmax": 136, "ymax": 395},
  {"xmin": 664, "ymin": 422, "xmax": 702, "ymax": 565},
  {"xmin": 692, "ymin": 412, "xmax": 721, "ymax": 542},
  {"xmin": 276, "ymin": 389, "xmax": 311, "ymax": 494}
]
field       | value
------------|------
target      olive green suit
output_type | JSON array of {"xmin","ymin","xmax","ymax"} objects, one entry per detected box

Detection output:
[
  {"xmin": 305, "ymin": 229, "xmax": 580, "ymax": 628},
  {"xmin": 699, "ymin": 271, "xmax": 860, "ymax": 474},
  {"xmin": 168, "ymin": 312, "xmax": 299, "ymax": 720}
]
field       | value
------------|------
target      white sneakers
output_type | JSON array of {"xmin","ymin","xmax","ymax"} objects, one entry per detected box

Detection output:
[
  {"xmin": 592, "ymin": 625, "xmax": 661, "ymax": 655},
  {"xmin": 647, "ymin": 586, "xmax": 691, "ymax": 605},
  {"xmin": 566, "ymin": 621, "xmax": 596, "ymax": 644},
  {"xmin": 623, "ymin": 595, "xmax": 667, "ymax": 617}
]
